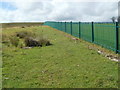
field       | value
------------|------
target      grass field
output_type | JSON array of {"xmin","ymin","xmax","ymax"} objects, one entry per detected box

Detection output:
[
  {"xmin": 2, "ymin": 22, "xmax": 43, "ymax": 28},
  {"xmin": 2, "ymin": 24, "xmax": 118, "ymax": 88},
  {"xmin": 0, "ymin": 23, "xmax": 2, "ymax": 89}
]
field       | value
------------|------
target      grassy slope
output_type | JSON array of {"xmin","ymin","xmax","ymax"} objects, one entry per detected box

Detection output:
[
  {"xmin": 2, "ymin": 26, "xmax": 118, "ymax": 88},
  {"xmin": 0, "ymin": 23, "xmax": 2, "ymax": 89}
]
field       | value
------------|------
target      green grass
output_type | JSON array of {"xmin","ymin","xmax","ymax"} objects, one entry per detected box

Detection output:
[
  {"xmin": 2, "ymin": 22, "xmax": 43, "ymax": 28},
  {"xmin": 2, "ymin": 25, "xmax": 118, "ymax": 88},
  {"xmin": 0, "ymin": 24, "xmax": 2, "ymax": 90}
]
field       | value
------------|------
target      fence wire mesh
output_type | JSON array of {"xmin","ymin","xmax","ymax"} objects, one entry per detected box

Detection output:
[
  {"xmin": 118, "ymin": 23, "xmax": 120, "ymax": 53},
  {"xmin": 44, "ymin": 21, "xmax": 120, "ymax": 54}
]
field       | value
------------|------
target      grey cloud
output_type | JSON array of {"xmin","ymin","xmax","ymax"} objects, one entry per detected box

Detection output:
[
  {"xmin": 0, "ymin": 1, "xmax": 118, "ymax": 22},
  {"xmin": 48, "ymin": 2, "xmax": 118, "ymax": 22}
]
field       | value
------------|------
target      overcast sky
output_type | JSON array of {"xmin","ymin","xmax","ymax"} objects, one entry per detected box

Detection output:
[{"xmin": 0, "ymin": 0, "xmax": 119, "ymax": 22}]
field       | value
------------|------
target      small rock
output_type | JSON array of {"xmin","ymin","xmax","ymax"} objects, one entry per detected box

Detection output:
[
  {"xmin": 97, "ymin": 50, "xmax": 102, "ymax": 54},
  {"xmin": 4, "ymin": 77, "xmax": 9, "ymax": 80},
  {"xmin": 111, "ymin": 58, "xmax": 118, "ymax": 62}
]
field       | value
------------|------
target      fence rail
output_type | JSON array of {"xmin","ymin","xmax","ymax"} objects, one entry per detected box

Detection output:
[{"xmin": 44, "ymin": 21, "xmax": 120, "ymax": 54}]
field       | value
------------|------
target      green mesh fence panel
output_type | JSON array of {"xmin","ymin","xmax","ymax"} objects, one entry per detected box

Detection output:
[
  {"xmin": 61, "ymin": 22, "xmax": 65, "ymax": 32},
  {"xmin": 66, "ymin": 22, "xmax": 71, "ymax": 34},
  {"xmin": 58, "ymin": 22, "xmax": 61, "ymax": 30},
  {"xmin": 60, "ymin": 23, "xmax": 62, "ymax": 30},
  {"xmin": 53, "ymin": 22, "xmax": 56, "ymax": 29},
  {"xmin": 52, "ymin": 22, "xmax": 57, "ymax": 29},
  {"xmin": 81, "ymin": 22, "xmax": 92, "ymax": 42},
  {"xmin": 50, "ymin": 22, "xmax": 53, "ymax": 27},
  {"xmin": 44, "ymin": 21, "xmax": 119, "ymax": 53},
  {"xmin": 57, "ymin": 22, "xmax": 60, "ymax": 30},
  {"xmin": 63, "ymin": 23, "xmax": 66, "ymax": 32},
  {"xmin": 94, "ymin": 23, "xmax": 116, "ymax": 51},
  {"xmin": 118, "ymin": 23, "xmax": 120, "ymax": 53},
  {"xmin": 72, "ymin": 22, "xmax": 79, "ymax": 38},
  {"xmin": 55, "ymin": 22, "xmax": 59, "ymax": 30}
]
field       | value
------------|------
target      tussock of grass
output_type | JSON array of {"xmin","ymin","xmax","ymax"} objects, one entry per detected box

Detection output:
[
  {"xmin": 9, "ymin": 36, "xmax": 19, "ymax": 47},
  {"xmin": 16, "ymin": 31, "xmax": 35, "ymax": 39},
  {"xmin": 2, "ymin": 34, "xmax": 9, "ymax": 43}
]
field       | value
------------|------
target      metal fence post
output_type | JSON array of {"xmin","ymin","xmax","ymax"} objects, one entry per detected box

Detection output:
[
  {"xmin": 57, "ymin": 22, "xmax": 58, "ymax": 29},
  {"xmin": 92, "ymin": 22, "xmax": 94, "ymax": 42},
  {"xmin": 59, "ymin": 22, "xmax": 61, "ymax": 30},
  {"xmin": 71, "ymin": 21, "xmax": 72, "ymax": 35},
  {"xmin": 65, "ymin": 21, "xmax": 66, "ymax": 32},
  {"xmin": 59, "ymin": 22, "xmax": 60, "ymax": 30},
  {"xmin": 60, "ymin": 22, "xmax": 62, "ymax": 31},
  {"xmin": 57, "ymin": 22, "xmax": 59, "ymax": 30},
  {"xmin": 115, "ymin": 22, "xmax": 119, "ymax": 53},
  {"xmin": 79, "ymin": 22, "xmax": 81, "ymax": 38}
]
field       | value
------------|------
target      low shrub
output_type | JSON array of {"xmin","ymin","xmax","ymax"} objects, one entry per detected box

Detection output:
[
  {"xmin": 38, "ymin": 38, "xmax": 52, "ymax": 46},
  {"xmin": 21, "ymin": 26, "xmax": 25, "ymax": 28},
  {"xmin": 9, "ymin": 36, "xmax": 19, "ymax": 47},
  {"xmin": 3, "ymin": 31, "xmax": 52, "ymax": 48},
  {"xmin": 24, "ymin": 37, "xmax": 52, "ymax": 47},
  {"xmin": 2, "ymin": 34, "xmax": 9, "ymax": 43},
  {"xmin": 16, "ymin": 31, "xmax": 35, "ymax": 39},
  {"xmin": 24, "ymin": 37, "xmax": 41, "ymax": 47},
  {"xmin": 18, "ymin": 39, "xmax": 25, "ymax": 48}
]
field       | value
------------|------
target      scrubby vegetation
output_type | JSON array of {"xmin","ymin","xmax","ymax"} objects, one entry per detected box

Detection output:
[
  {"xmin": 9, "ymin": 36, "xmax": 19, "ymax": 47},
  {"xmin": 2, "ymin": 30, "xmax": 52, "ymax": 48},
  {"xmin": 16, "ymin": 31, "xmax": 35, "ymax": 39}
]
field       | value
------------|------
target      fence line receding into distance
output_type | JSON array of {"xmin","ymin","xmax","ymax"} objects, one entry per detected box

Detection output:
[{"xmin": 44, "ymin": 21, "xmax": 120, "ymax": 54}]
